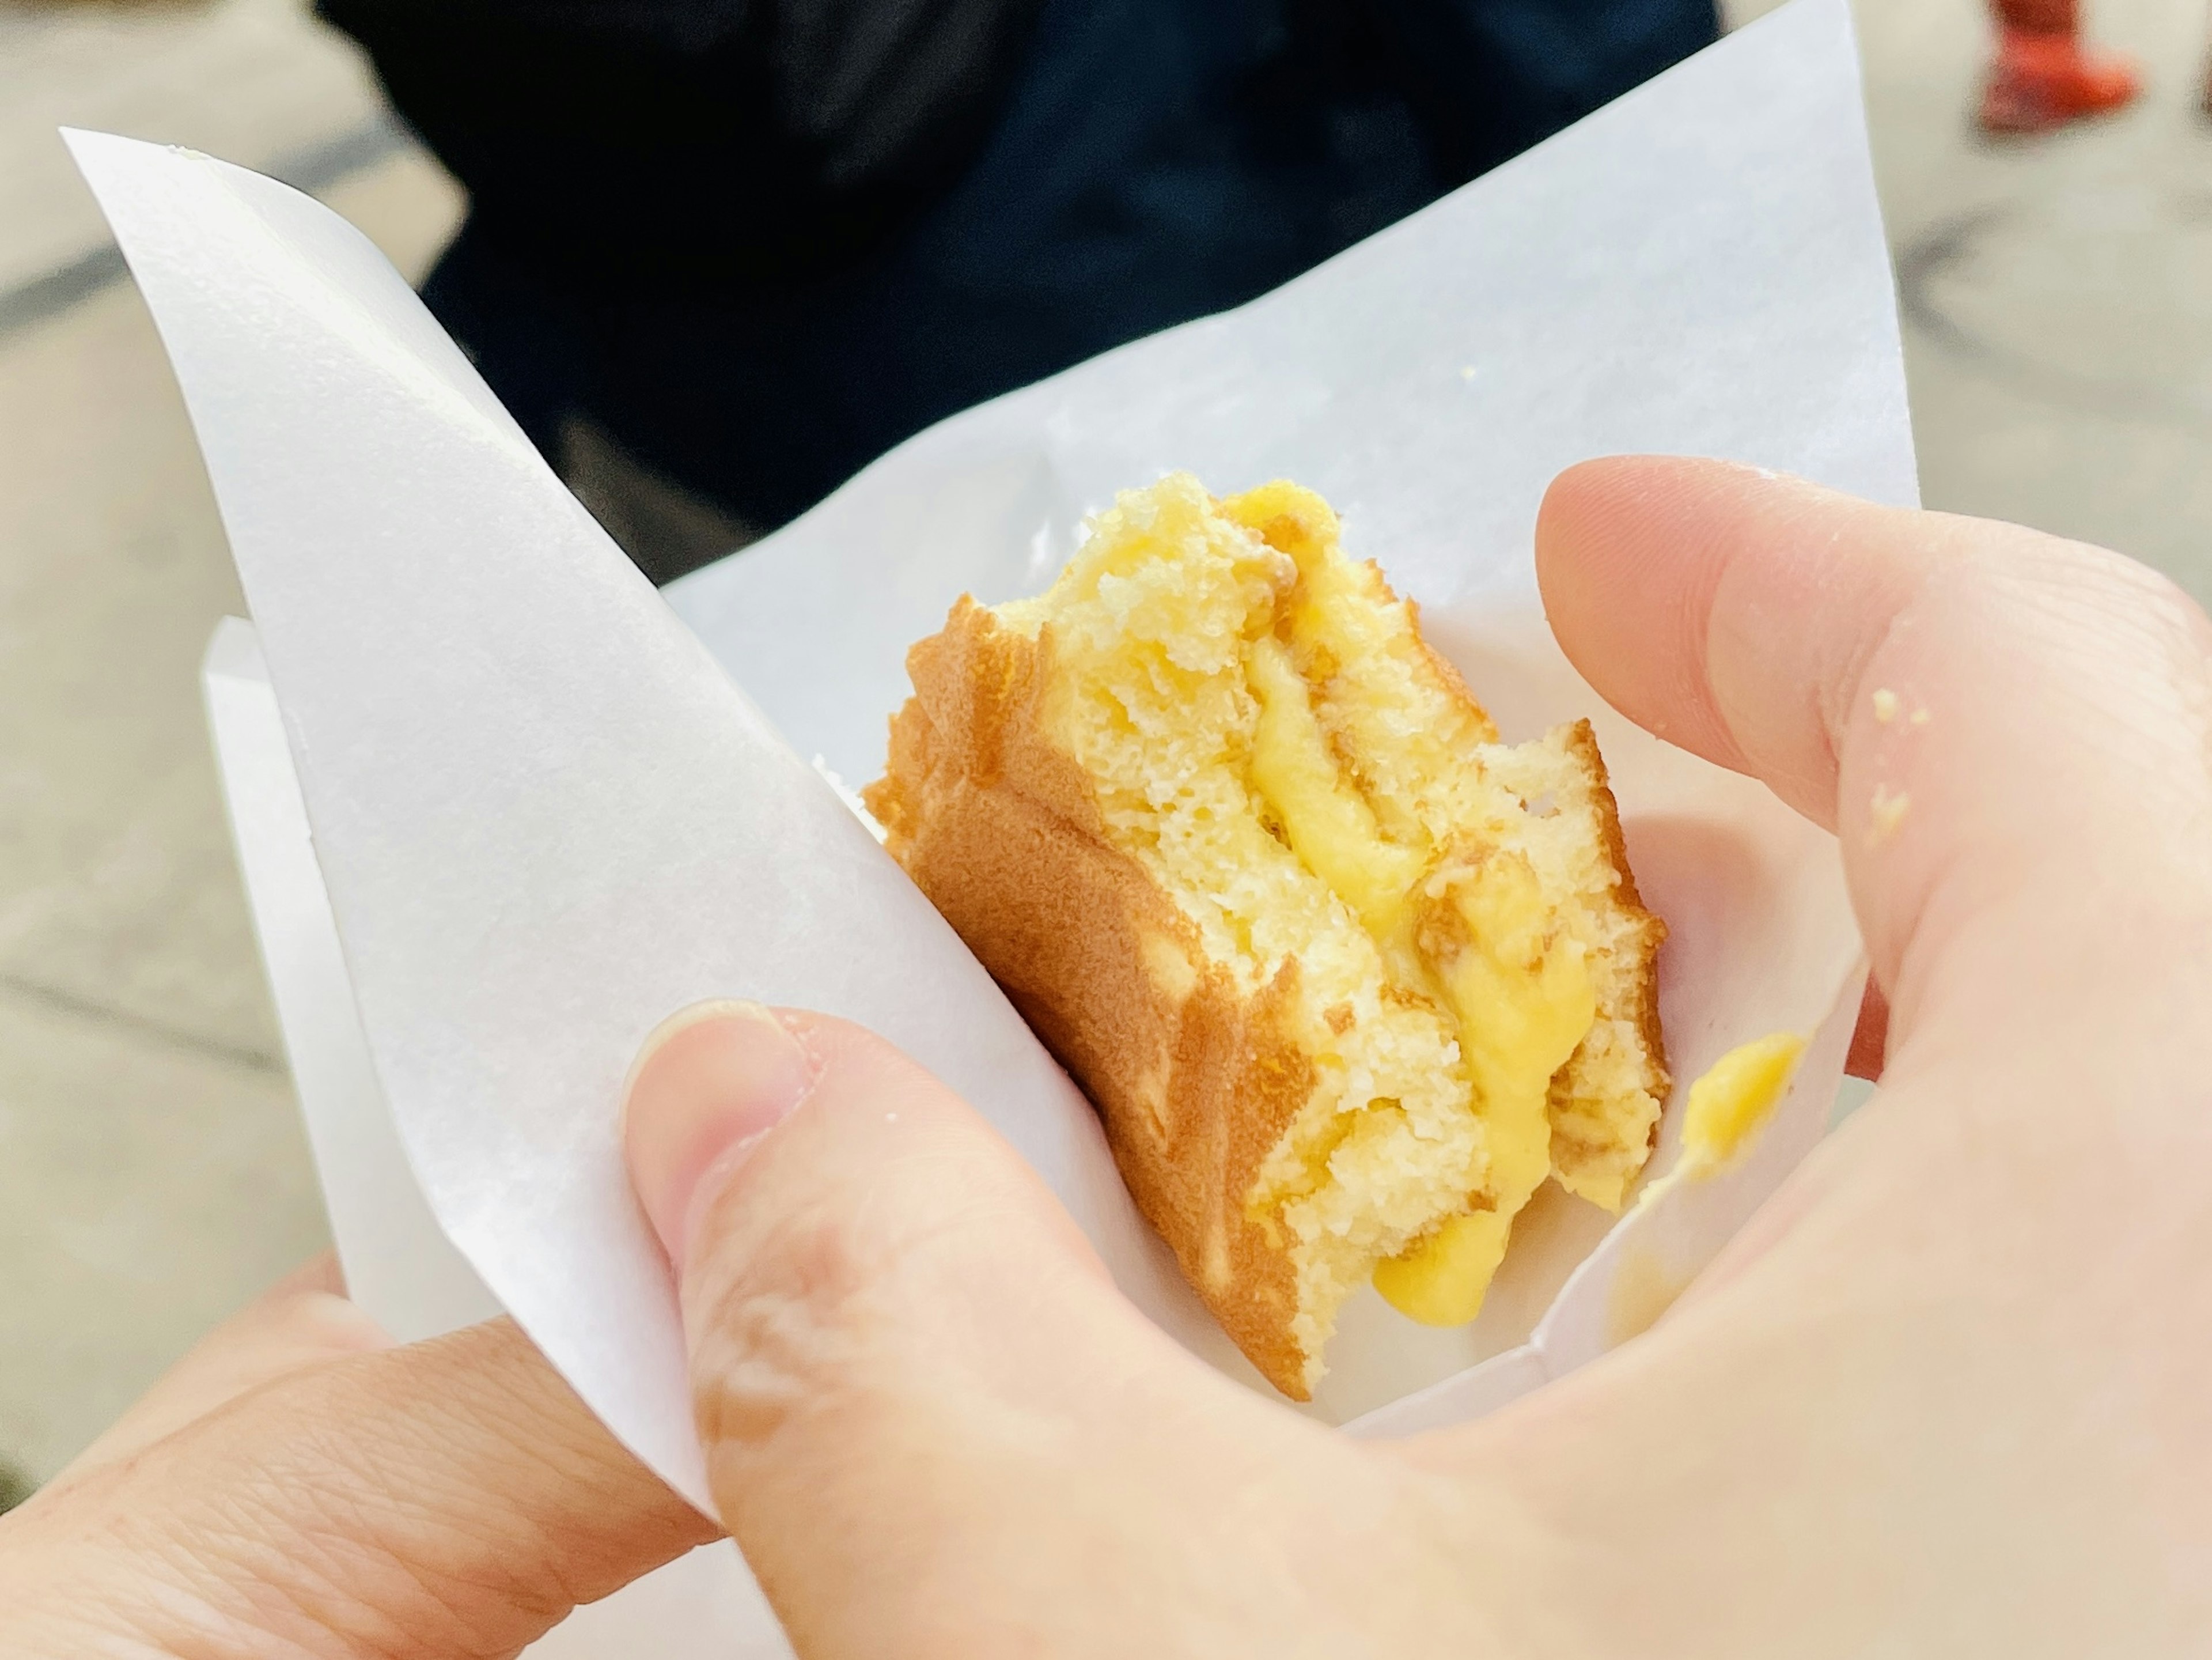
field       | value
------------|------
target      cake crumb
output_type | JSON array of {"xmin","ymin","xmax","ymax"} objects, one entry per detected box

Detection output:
[
  {"xmin": 1871, "ymin": 687, "xmax": 1900, "ymax": 724},
  {"xmin": 1867, "ymin": 784, "xmax": 1910, "ymax": 846}
]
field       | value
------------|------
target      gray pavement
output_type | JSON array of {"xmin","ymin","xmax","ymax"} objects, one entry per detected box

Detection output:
[
  {"xmin": 1, "ymin": 0, "xmax": 2208, "ymax": 1492},
  {"xmin": 0, "ymin": 0, "xmax": 460, "ymax": 1488},
  {"xmin": 1859, "ymin": 0, "xmax": 2212, "ymax": 600}
]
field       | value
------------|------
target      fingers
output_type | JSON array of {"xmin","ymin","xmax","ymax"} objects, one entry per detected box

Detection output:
[
  {"xmin": 1536, "ymin": 457, "xmax": 2212, "ymax": 1022},
  {"xmin": 268, "ymin": 1317, "xmax": 716, "ymax": 1628},
  {"xmin": 624, "ymin": 1003, "xmax": 1328, "ymax": 1657},
  {"xmin": 46, "ymin": 1253, "xmax": 388, "ymax": 1491},
  {"xmin": 1536, "ymin": 458, "xmax": 1920, "ymax": 828},
  {"xmin": 14, "ymin": 1315, "xmax": 711, "ymax": 1657}
]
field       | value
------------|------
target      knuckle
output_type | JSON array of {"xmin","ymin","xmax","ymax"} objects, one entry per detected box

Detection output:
[
  {"xmin": 683, "ymin": 1180, "xmax": 895, "ymax": 1457},
  {"xmin": 1990, "ymin": 543, "xmax": 2212, "ymax": 739}
]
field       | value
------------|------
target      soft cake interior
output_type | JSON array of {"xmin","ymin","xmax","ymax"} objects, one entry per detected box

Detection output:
[{"xmin": 986, "ymin": 475, "xmax": 1666, "ymax": 1379}]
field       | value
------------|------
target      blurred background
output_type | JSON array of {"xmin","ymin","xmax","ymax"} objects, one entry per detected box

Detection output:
[{"xmin": 0, "ymin": 0, "xmax": 2205, "ymax": 1509}]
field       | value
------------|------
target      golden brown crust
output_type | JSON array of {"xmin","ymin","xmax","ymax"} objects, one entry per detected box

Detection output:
[
  {"xmin": 865, "ymin": 599, "xmax": 1322, "ymax": 1395},
  {"xmin": 869, "ymin": 571, "xmax": 1671, "ymax": 1392}
]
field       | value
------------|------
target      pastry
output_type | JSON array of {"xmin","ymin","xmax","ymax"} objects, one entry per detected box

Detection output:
[{"xmin": 863, "ymin": 474, "xmax": 1667, "ymax": 1398}]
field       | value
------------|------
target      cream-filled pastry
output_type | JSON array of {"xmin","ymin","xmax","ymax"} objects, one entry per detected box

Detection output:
[{"xmin": 864, "ymin": 475, "xmax": 1668, "ymax": 1398}]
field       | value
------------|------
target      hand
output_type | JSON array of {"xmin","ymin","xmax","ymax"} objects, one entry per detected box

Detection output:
[
  {"xmin": 622, "ymin": 457, "xmax": 2212, "ymax": 1657},
  {"xmin": 0, "ymin": 1256, "xmax": 713, "ymax": 1658}
]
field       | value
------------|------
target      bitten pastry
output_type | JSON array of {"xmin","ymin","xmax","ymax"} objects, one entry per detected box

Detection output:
[{"xmin": 863, "ymin": 474, "xmax": 1666, "ymax": 1398}]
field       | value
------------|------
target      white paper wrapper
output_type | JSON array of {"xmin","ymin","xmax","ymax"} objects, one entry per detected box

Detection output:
[
  {"xmin": 203, "ymin": 623, "xmax": 778, "ymax": 1655},
  {"xmin": 94, "ymin": 0, "xmax": 1906, "ymax": 1647}
]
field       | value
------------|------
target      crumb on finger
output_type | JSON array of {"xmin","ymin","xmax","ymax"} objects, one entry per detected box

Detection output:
[{"xmin": 1866, "ymin": 782, "xmax": 1910, "ymax": 847}]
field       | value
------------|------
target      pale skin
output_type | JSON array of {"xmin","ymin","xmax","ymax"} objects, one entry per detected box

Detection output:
[{"xmin": 5, "ymin": 455, "xmax": 2209, "ymax": 1657}]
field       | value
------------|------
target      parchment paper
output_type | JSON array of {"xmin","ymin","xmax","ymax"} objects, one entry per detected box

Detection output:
[
  {"xmin": 204, "ymin": 622, "xmax": 783, "ymax": 1657},
  {"xmin": 100, "ymin": 0, "xmax": 1902, "ymax": 1578}
]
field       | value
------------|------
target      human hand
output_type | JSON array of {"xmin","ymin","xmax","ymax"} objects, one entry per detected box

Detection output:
[
  {"xmin": 0, "ymin": 1255, "xmax": 713, "ymax": 1658},
  {"xmin": 622, "ymin": 456, "xmax": 2212, "ymax": 1657}
]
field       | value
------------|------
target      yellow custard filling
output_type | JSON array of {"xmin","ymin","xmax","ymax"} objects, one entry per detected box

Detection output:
[
  {"xmin": 995, "ymin": 472, "xmax": 1663, "ymax": 1380},
  {"xmin": 1234, "ymin": 498, "xmax": 1597, "ymax": 1328},
  {"xmin": 1677, "ymin": 1031, "xmax": 1805, "ymax": 1175}
]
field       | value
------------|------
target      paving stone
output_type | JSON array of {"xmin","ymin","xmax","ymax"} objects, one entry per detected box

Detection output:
[
  {"xmin": 0, "ymin": 990, "xmax": 324, "ymax": 1482},
  {"xmin": 0, "ymin": 78, "xmax": 458, "ymax": 1474},
  {"xmin": 0, "ymin": 0, "xmax": 388, "ymax": 293}
]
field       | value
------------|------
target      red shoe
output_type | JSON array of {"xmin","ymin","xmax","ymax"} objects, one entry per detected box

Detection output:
[{"xmin": 1978, "ymin": 28, "xmax": 2142, "ymax": 134}]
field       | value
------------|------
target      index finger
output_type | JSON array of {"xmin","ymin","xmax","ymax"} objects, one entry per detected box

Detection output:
[
  {"xmin": 1534, "ymin": 456, "xmax": 2212, "ymax": 1054},
  {"xmin": 41, "ymin": 1254, "xmax": 385, "ymax": 1493}
]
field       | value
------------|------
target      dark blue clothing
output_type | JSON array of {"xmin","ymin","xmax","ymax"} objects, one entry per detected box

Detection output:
[{"xmin": 339, "ymin": 0, "xmax": 1718, "ymax": 546}]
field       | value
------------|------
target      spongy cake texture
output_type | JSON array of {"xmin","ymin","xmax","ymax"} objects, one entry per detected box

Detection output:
[{"xmin": 864, "ymin": 475, "xmax": 1666, "ymax": 1398}]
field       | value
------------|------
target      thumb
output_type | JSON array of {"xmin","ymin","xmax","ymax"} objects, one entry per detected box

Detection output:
[{"xmin": 623, "ymin": 1003, "xmax": 1274, "ymax": 1657}]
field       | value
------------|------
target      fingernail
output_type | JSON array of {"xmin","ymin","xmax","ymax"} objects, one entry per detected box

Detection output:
[{"xmin": 623, "ymin": 1000, "xmax": 816, "ymax": 1273}]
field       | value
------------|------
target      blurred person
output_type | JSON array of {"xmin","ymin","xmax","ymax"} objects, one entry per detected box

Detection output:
[
  {"xmin": 1979, "ymin": 0, "xmax": 2139, "ymax": 134},
  {"xmin": 318, "ymin": 0, "xmax": 1719, "ymax": 576},
  {"xmin": 9, "ymin": 458, "xmax": 2212, "ymax": 1654}
]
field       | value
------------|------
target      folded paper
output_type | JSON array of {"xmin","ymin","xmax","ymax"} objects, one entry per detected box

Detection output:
[{"xmin": 95, "ymin": 0, "xmax": 1904, "ymax": 1648}]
